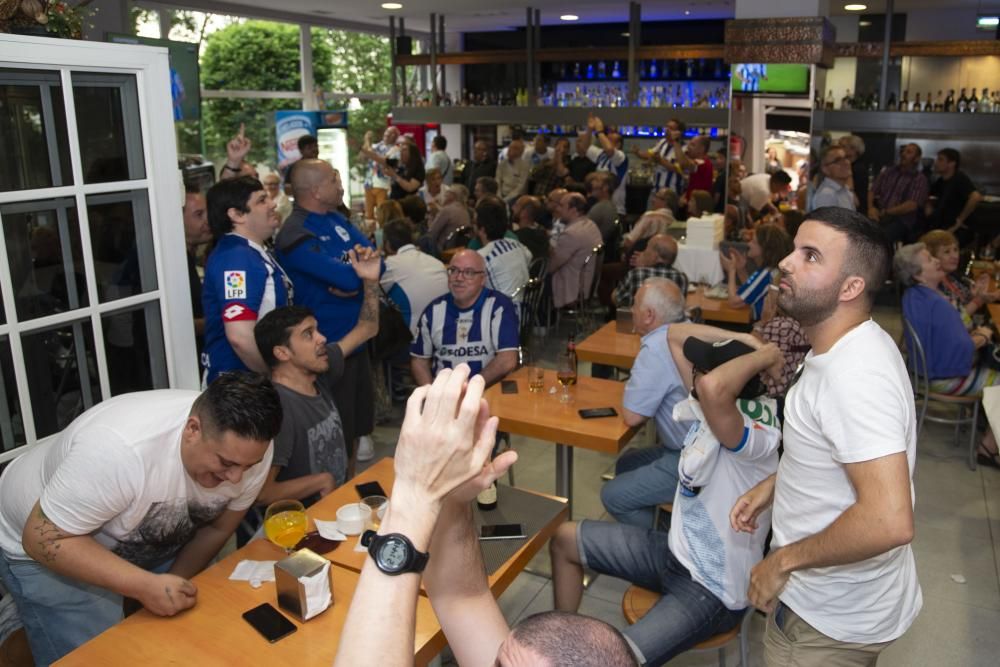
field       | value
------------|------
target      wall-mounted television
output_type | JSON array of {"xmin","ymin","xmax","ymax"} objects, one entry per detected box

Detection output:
[{"xmin": 731, "ymin": 63, "xmax": 810, "ymax": 96}]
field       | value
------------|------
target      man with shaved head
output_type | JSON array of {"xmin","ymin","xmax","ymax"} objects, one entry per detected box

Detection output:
[
  {"xmin": 276, "ymin": 159, "xmax": 383, "ymax": 472},
  {"xmin": 410, "ymin": 249, "xmax": 520, "ymax": 387},
  {"xmin": 612, "ymin": 234, "xmax": 689, "ymax": 307}
]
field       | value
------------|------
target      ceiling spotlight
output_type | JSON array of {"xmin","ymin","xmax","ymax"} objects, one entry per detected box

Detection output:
[
  {"xmin": 560, "ymin": 14, "xmax": 579, "ymax": 21},
  {"xmin": 844, "ymin": 4, "xmax": 867, "ymax": 10},
  {"xmin": 859, "ymin": 20, "xmax": 872, "ymax": 26},
  {"xmin": 684, "ymin": 10, "xmax": 691, "ymax": 15},
  {"xmin": 381, "ymin": 2, "xmax": 403, "ymax": 9}
]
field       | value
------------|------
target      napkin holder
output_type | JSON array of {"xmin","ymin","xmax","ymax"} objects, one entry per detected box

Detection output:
[{"xmin": 274, "ymin": 548, "xmax": 332, "ymax": 621}]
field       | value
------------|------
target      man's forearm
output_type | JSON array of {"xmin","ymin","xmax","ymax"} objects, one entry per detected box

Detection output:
[
  {"xmin": 257, "ymin": 472, "xmax": 333, "ymax": 506},
  {"xmin": 886, "ymin": 200, "xmax": 917, "ymax": 216},
  {"xmin": 956, "ymin": 191, "xmax": 983, "ymax": 226},
  {"xmin": 478, "ymin": 351, "xmax": 518, "ymax": 387},
  {"xmin": 411, "ymin": 357, "xmax": 434, "ymax": 386},
  {"xmin": 226, "ymin": 323, "xmax": 269, "ymax": 374},
  {"xmin": 168, "ymin": 522, "xmax": 235, "ymax": 580}
]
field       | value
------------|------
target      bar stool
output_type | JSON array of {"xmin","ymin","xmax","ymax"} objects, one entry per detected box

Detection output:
[{"xmin": 621, "ymin": 585, "xmax": 752, "ymax": 667}]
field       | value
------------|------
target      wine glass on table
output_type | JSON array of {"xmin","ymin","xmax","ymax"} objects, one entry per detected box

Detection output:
[
  {"xmin": 264, "ymin": 499, "xmax": 307, "ymax": 553},
  {"xmin": 556, "ymin": 351, "xmax": 577, "ymax": 404}
]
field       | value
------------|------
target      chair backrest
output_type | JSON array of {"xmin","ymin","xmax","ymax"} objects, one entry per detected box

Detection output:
[
  {"xmin": 516, "ymin": 277, "xmax": 545, "ymax": 340},
  {"xmin": 589, "ymin": 244, "xmax": 605, "ymax": 301},
  {"xmin": 444, "ymin": 225, "xmax": 471, "ymax": 249},
  {"xmin": 901, "ymin": 317, "xmax": 929, "ymax": 398},
  {"xmin": 528, "ymin": 255, "xmax": 548, "ymax": 282},
  {"xmin": 578, "ymin": 244, "xmax": 603, "ymax": 306}
]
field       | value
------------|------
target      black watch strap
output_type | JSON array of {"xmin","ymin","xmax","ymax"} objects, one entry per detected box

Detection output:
[{"xmin": 362, "ymin": 530, "xmax": 429, "ymax": 575}]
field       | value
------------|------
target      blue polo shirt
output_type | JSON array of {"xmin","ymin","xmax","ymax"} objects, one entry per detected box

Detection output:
[{"xmin": 622, "ymin": 323, "xmax": 693, "ymax": 449}]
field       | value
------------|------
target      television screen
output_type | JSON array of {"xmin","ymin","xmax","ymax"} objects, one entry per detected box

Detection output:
[{"xmin": 731, "ymin": 64, "xmax": 810, "ymax": 95}]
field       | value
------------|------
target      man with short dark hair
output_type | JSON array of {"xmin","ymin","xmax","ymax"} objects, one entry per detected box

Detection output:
[
  {"xmin": 297, "ymin": 134, "xmax": 319, "ymax": 160},
  {"xmin": 868, "ymin": 142, "xmax": 929, "ymax": 246},
  {"xmin": 633, "ymin": 117, "xmax": 691, "ymax": 197},
  {"xmin": 252, "ymin": 248, "xmax": 379, "ymax": 511},
  {"xmin": 183, "ymin": 184, "xmax": 211, "ymax": 361},
  {"xmin": 426, "ymin": 135, "xmax": 453, "ymax": 184},
  {"xmin": 741, "ymin": 170, "xmax": 793, "ymax": 218},
  {"xmin": 512, "ymin": 194, "xmax": 550, "ymax": 259},
  {"xmin": 475, "ymin": 197, "xmax": 531, "ymax": 302},
  {"xmin": 612, "ymin": 234, "xmax": 688, "ymax": 306},
  {"xmin": 585, "ymin": 170, "xmax": 619, "ymax": 244},
  {"xmin": 0, "ymin": 373, "xmax": 282, "ymax": 664},
  {"xmin": 474, "ymin": 176, "xmax": 499, "ymax": 203},
  {"xmin": 203, "ymin": 175, "xmax": 289, "ymax": 382},
  {"xmin": 464, "ymin": 140, "xmax": 497, "ymax": 195},
  {"xmin": 411, "ymin": 249, "xmax": 519, "ymax": 387},
  {"xmin": 552, "ymin": 325, "xmax": 783, "ymax": 666},
  {"xmin": 733, "ymin": 206, "xmax": 921, "ymax": 665},
  {"xmin": 382, "ymin": 219, "xmax": 449, "ymax": 335},
  {"xmin": 496, "ymin": 139, "xmax": 530, "ymax": 205},
  {"xmin": 549, "ymin": 192, "xmax": 603, "ymax": 308},
  {"xmin": 810, "ymin": 145, "xmax": 855, "ymax": 212},
  {"xmin": 925, "ymin": 147, "xmax": 982, "ymax": 241}
]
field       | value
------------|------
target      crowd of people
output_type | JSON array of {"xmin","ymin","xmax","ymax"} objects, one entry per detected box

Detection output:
[{"xmin": 9, "ymin": 105, "xmax": 999, "ymax": 667}]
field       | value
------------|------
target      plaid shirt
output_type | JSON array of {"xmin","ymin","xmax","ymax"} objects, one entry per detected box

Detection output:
[
  {"xmin": 613, "ymin": 265, "xmax": 689, "ymax": 307},
  {"xmin": 871, "ymin": 164, "xmax": 929, "ymax": 229}
]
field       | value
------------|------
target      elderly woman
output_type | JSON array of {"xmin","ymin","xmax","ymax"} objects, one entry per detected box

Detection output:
[
  {"xmin": 896, "ymin": 242, "xmax": 1000, "ymax": 466},
  {"xmin": 919, "ymin": 229, "xmax": 997, "ymax": 323},
  {"xmin": 719, "ymin": 223, "xmax": 793, "ymax": 321}
]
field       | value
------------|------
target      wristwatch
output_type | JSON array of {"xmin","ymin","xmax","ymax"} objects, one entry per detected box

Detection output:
[{"xmin": 361, "ymin": 530, "xmax": 429, "ymax": 576}]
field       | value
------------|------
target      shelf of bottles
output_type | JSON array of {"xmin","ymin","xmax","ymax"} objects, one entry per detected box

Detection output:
[
  {"xmin": 817, "ymin": 86, "xmax": 998, "ymax": 113},
  {"xmin": 519, "ymin": 123, "xmax": 729, "ymax": 140}
]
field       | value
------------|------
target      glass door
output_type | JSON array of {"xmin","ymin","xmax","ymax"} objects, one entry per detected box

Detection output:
[{"xmin": 0, "ymin": 35, "xmax": 197, "ymax": 462}]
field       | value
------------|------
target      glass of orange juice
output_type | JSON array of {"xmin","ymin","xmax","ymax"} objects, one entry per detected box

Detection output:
[{"xmin": 264, "ymin": 500, "xmax": 307, "ymax": 553}]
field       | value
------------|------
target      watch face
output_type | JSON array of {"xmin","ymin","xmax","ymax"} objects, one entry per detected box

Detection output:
[{"xmin": 378, "ymin": 537, "xmax": 408, "ymax": 570}]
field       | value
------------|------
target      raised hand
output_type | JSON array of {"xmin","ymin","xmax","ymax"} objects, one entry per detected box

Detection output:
[{"xmin": 226, "ymin": 123, "xmax": 252, "ymax": 167}]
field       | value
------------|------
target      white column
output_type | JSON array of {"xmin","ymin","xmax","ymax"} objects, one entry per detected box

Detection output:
[{"xmin": 300, "ymin": 25, "xmax": 319, "ymax": 111}]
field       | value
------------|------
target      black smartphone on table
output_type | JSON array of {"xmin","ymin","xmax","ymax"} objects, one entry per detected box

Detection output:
[
  {"xmin": 480, "ymin": 523, "xmax": 527, "ymax": 540},
  {"xmin": 501, "ymin": 380, "xmax": 519, "ymax": 394},
  {"xmin": 578, "ymin": 407, "xmax": 618, "ymax": 419},
  {"xmin": 356, "ymin": 481, "xmax": 387, "ymax": 498},
  {"xmin": 242, "ymin": 603, "xmax": 297, "ymax": 643}
]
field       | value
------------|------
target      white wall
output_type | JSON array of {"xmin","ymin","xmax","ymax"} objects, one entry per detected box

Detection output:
[
  {"xmin": 901, "ymin": 55, "xmax": 1000, "ymax": 98},
  {"xmin": 735, "ymin": 0, "xmax": 830, "ymax": 19},
  {"xmin": 906, "ymin": 8, "xmax": 994, "ymax": 41}
]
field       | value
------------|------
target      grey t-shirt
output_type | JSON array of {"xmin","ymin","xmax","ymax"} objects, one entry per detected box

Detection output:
[
  {"xmin": 588, "ymin": 199, "xmax": 618, "ymax": 244},
  {"xmin": 272, "ymin": 344, "xmax": 348, "ymax": 506}
]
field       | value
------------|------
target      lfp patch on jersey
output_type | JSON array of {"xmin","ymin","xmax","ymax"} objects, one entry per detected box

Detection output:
[{"xmin": 224, "ymin": 271, "xmax": 247, "ymax": 299}]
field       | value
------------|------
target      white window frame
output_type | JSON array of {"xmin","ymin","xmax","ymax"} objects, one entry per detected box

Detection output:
[{"xmin": 0, "ymin": 34, "xmax": 198, "ymax": 463}]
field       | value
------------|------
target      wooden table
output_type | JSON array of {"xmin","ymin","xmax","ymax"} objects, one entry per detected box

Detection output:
[
  {"xmin": 314, "ymin": 458, "xmax": 568, "ymax": 596},
  {"xmin": 575, "ymin": 321, "xmax": 640, "ymax": 369},
  {"xmin": 989, "ymin": 303, "xmax": 1000, "ymax": 324},
  {"xmin": 484, "ymin": 367, "xmax": 638, "ymax": 516},
  {"xmin": 685, "ymin": 285, "xmax": 751, "ymax": 325},
  {"xmin": 57, "ymin": 541, "xmax": 445, "ymax": 666}
]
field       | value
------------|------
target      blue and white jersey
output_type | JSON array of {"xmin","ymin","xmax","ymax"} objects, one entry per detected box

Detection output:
[
  {"xmin": 478, "ymin": 238, "xmax": 531, "ymax": 303},
  {"xmin": 202, "ymin": 234, "xmax": 290, "ymax": 384},
  {"xmin": 411, "ymin": 288, "xmax": 520, "ymax": 377},
  {"xmin": 587, "ymin": 145, "xmax": 629, "ymax": 214},
  {"xmin": 366, "ymin": 141, "xmax": 399, "ymax": 190},
  {"xmin": 650, "ymin": 138, "xmax": 685, "ymax": 194},
  {"xmin": 737, "ymin": 268, "xmax": 775, "ymax": 321}
]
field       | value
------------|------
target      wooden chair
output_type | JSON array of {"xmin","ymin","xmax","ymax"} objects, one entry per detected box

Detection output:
[
  {"xmin": 902, "ymin": 318, "xmax": 981, "ymax": 470},
  {"xmin": 621, "ymin": 586, "xmax": 752, "ymax": 667}
]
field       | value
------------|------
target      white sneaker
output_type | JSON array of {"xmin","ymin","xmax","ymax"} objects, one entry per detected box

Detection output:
[{"xmin": 356, "ymin": 435, "xmax": 375, "ymax": 462}]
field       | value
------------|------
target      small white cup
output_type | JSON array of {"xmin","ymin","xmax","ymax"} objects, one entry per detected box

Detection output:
[{"xmin": 336, "ymin": 503, "xmax": 372, "ymax": 535}]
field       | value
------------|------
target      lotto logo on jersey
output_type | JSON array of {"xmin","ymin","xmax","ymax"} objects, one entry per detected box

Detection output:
[
  {"xmin": 222, "ymin": 303, "xmax": 257, "ymax": 322},
  {"xmin": 224, "ymin": 271, "xmax": 246, "ymax": 299}
]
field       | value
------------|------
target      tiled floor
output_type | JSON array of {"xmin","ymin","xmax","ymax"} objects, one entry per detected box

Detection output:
[{"xmin": 362, "ymin": 306, "xmax": 1000, "ymax": 666}]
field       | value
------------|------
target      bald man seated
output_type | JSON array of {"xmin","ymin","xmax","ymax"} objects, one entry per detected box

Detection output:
[
  {"xmin": 410, "ymin": 249, "xmax": 520, "ymax": 387},
  {"xmin": 612, "ymin": 234, "xmax": 689, "ymax": 307}
]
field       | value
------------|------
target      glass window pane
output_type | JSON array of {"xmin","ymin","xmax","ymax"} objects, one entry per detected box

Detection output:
[
  {"xmin": 72, "ymin": 72, "xmax": 146, "ymax": 184},
  {"xmin": 0, "ymin": 68, "xmax": 73, "ymax": 192},
  {"xmin": 0, "ymin": 337, "xmax": 25, "ymax": 454},
  {"xmin": 1, "ymin": 198, "xmax": 89, "ymax": 321},
  {"xmin": 103, "ymin": 301, "xmax": 167, "ymax": 396},
  {"xmin": 21, "ymin": 319, "xmax": 99, "ymax": 438},
  {"xmin": 88, "ymin": 190, "xmax": 158, "ymax": 302}
]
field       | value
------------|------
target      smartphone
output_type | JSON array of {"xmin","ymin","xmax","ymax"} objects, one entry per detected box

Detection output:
[
  {"xmin": 242, "ymin": 603, "xmax": 297, "ymax": 643},
  {"xmin": 295, "ymin": 531, "xmax": 341, "ymax": 555},
  {"xmin": 578, "ymin": 407, "xmax": 618, "ymax": 419},
  {"xmin": 501, "ymin": 380, "xmax": 519, "ymax": 394},
  {"xmin": 480, "ymin": 523, "xmax": 526, "ymax": 540},
  {"xmin": 356, "ymin": 481, "xmax": 387, "ymax": 499}
]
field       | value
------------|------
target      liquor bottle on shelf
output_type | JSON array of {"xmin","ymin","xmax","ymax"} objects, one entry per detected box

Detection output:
[
  {"xmin": 825, "ymin": 90, "xmax": 834, "ymax": 110},
  {"xmin": 685, "ymin": 59, "xmax": 694, "ymax": 78},
  {"xmin": 957, "ymin": 88, "xmax": 968, "ymax": 112},
  {"xmin": 886, "ymin": 92, "xmax": 897, "ymax": 111},
  {"xmin": 969, "ymin": 88, "xmax": 979, "ymax": 113},
  {"xmin": 911, "ymin": 92, "xmax": 922, "ymax": 112},
  {"xmin": 573, "ymin": 61, "xmax": 581, "ymax": 79},
  {"xmin": 814, "ymin": 90, "xmax": 823, "ymax": 109},
  {"xmin": 841, "ymin": 89, "xmax": 854, "ymax": 110},
  {"xmin": 934, "ymin": 90, "xmax": 944, "ymax": 111},
  {"xmin": 586, "ymin": 62, "xmax": 595, "ymax": 79},
  {"xmin": 649, "ymin": 59, "xmax": 659, "ymax": 79},
  {"xmin": 944, "ymin": 89, "xmax": 955, "ymax": 111},
  {"xmin": 980, "ymin": 88, "xmax": 992, "ymax": 113},
  {"xmin": 900, "ymin": 90, "xmax": 909, "ymax": 111},
  {"xmin": 597, "ymin": 60, "xmax": 607, "ymax": 79},
  {"xmin": 923, "ymin": 92, "xmax": 932, "ymax": 111},
  {"xmin": 611, "ymin": 61, "xmax": 621, "ymax": 79},
  {"xmin": 713, "ymin": 59, "xmax": 723, "ymax": 79}
]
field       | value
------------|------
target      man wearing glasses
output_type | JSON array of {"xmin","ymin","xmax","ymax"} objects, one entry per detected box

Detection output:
[
  {"xmin": 410, "ymin": 249, "xmax": 520, "ymax": 386},
  {"xmin": 809, "ymin": 146, "xmax": 856, "ymax": 212}
]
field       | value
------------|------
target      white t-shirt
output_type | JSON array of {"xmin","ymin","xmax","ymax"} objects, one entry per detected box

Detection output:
[
  {"xmin": 587, "ymin": 145, "xmax": 629, "ymax": 214},
  {"xmin": 479, "ymin": 238, "xmax": 531, "ymax": 303},
  {"xmin": 0, "ymin": 390, "xmax": 272, "ymax": 566},
  {"xmin": 740, "ymin": 173, "xmax": 773, "ymax": 212},
  {"xmin": 773, "ymin": 320, "xmax": 922, "ymax": 644},
  {"xmin": 381, "ymin": 244, "xmax": 449, "ymax": 335},
  {"xmin": 669, "ymin": 396, "xmax": 781, "ymax": 610}
]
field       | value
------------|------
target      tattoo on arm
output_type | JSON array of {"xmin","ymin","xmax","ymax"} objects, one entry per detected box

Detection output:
[
  {"xmin": 33, "ymin": 505, "xmax": 69, "ymax": 563},
  {"xmin": 360, "ymin": 281, "xmax": 379, "ymax": 325}
]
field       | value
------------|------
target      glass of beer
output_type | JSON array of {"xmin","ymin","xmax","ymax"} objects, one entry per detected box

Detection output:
[
  {"xmin": 264, "ymin": 500, "xmax": 308, "ymax": 553},
  {"xmin": 528, "ymin": 365, "xmax": 545, "ymax": 393},
  {"xmin": 556, "ymin": 351, "xmax": 577, "ymax": 404},
  {"xmin": 361, "ymin": 495, "xmax": 388, "ymax": 530}
]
